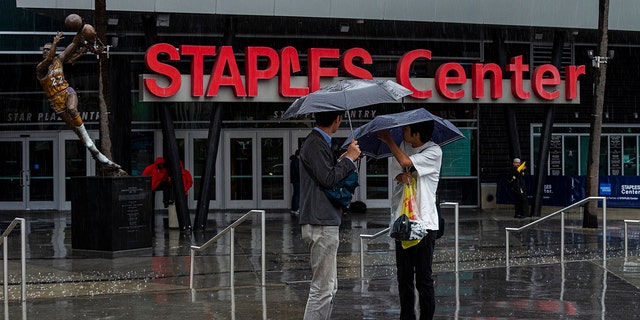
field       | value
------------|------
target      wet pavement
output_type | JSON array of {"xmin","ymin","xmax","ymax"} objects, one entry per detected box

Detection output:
[{"xmin": 1, "ymin": 206, "xmax": 640, "ymax": 319}]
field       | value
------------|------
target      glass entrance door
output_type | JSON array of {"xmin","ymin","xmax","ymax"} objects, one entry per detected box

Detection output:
[
  {"xmin": 258, "ymin": 132, "xmax": 289, "ymax": 208},
  {"xmin": 0, "ymin": 137, "xmax": 57, "ymax": 210},
  {"xmin": 59, "ymin": 130, "xmax": 91, "ymax": 211},
  {"xmin": 190, "ymin": 131, "xmax": 221, "ymax": 209},
  {"xmin": 223, "ymin": 131, "xmax": 288, "ymax": 209},
  {"xmin": 224, "ymin": 131, "xmax": 256, "ymax": 209}
]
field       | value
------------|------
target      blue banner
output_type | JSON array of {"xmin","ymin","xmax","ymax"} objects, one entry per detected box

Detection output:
[
  {"xmin": 497, "ymin": 174, "xmax": 579, "ymax": 207},
  {"xmin": 576, "ymin": 176, "xmax": 640, "ymax": 208},
  {"xmin": 497, "ymin": 175, "xmax": 640, "ymax": 208}
]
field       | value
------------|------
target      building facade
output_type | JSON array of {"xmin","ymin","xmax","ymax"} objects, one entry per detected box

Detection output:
[{"xmin": 2, "ymin": 0, "xmax": 639, "ymax": 211}]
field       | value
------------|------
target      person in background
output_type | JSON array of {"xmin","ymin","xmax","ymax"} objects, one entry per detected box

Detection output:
[
  {"xmin": 142, "ymin": 158, "xmax": 192, "ymax": 207},
  {"xmin": 298, "ymin": 111, "xmax": 360, "ymax": 320},
  {"xmin": 290, "ymin": 149, "xmax": 301, "ymax": 217},
  {"xmin": 510, "ymin": 158, "xmax": 528, "ymax": 218},
  {"xmin": 142, "ymin": 157, "xmax": 172, "ymax": 207},
  {"xmin": 179, "ymin": 161, "xmax": 194, "ymax": 196},
  {"xmin": 378, "ymin": 120, "xmax": 441, "ymax": 320}
]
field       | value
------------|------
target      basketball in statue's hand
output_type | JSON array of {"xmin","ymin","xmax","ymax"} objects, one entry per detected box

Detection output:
[{"xmin": 64, "ymin": 14, "xmax": 83, "ymax": 32}]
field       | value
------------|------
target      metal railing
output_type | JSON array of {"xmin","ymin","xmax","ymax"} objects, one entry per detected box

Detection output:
[
  {"xmin": 624, "ymin": 219, "xmax": 640, "ymax": 258},
  {"xmin": 440, "ymin": 202, "xmax": 460, "ymax": 272},
  {"xmin": 505, "ymin": 197, "xmax": 607, "ymax": 267},
  {"xmin": 1, "ymin": 218, "xmax": 26, "ymax": 303},
  {"xmin": 359, "ymin": 202, "xmax": 459, "ymax": 278},
  {"xmin": 189, "ymin": 210, "xmax": 265, "ymax": 290},
  {"xmin": 359, "ymin": 227, "xmax": 390, "ymax": 278}
]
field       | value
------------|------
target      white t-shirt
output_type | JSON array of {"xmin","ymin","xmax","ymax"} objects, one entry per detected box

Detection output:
[{"xmin": 391, "ymin": 141, "xmax": 442, "ymax": 231}]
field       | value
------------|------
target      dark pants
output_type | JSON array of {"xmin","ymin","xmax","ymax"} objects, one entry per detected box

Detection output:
[
  {"xmin": 395, "ymin": 231, "xmax": 437, "ymax": 320},
  {"xmin": 156, "ymin": 182, "xmax": 173, "ymax": 207},
  {"xmin": 514, "ymin": 190, "xmax": 528, "ymax": 217},
  {"xmin": 291, "ymin": 182, "xmax": 300, "ymax": 211}
]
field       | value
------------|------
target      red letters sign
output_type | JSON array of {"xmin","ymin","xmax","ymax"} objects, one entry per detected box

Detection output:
[{"xmin": 143, "ymin": 44, "xmax": 585, "ymax": 103}]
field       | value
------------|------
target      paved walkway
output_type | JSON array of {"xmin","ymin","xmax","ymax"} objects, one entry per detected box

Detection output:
[{"xmin": 1, "ymin": 206, "xmax": 640, "ymax": 319}]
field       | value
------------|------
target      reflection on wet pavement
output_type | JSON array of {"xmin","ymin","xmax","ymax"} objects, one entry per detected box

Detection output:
[{"xmin": 1, "ymin": 208, "xmax": 640, "ymax": 319}]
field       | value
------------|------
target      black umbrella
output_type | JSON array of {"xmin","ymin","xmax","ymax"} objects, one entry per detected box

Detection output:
[{"xmin": 341, "ymin": 108, "xmax": 465, "ymax": 159}]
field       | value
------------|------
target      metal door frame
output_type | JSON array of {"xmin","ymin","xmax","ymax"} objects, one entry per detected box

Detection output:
[{"xmin": 0, "ymin": 133, "xmax": 58, "ymax": 210}]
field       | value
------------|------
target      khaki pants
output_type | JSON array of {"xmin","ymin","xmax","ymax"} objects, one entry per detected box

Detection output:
[{"xmin": 301, "ymin": 224, "xmax": 339, "ymax": 320}]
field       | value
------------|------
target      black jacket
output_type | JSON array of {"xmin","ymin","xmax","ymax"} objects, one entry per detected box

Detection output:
[{"xmin": 299, "ymin": 129, "xmax": 356, "ymax": 226}]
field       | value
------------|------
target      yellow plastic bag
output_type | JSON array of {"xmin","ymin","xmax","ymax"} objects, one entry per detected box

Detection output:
[
  {"xmin": 390, "ymin": 178, "xmax": 421, "ymax": 249},
  {"xmin": 400, "ymin": 181, "xmax": 420, "ymax": 249}
]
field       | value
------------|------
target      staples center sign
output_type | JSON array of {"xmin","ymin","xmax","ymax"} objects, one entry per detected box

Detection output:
[{"xmin": 140, "ymin": 45, "xmax": 584, "ymax": 104}]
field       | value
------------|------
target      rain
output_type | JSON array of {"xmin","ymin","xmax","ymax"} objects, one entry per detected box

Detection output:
[{"xmin": 2, "ymin": 0, "xmax": 640, "ymax": 319}]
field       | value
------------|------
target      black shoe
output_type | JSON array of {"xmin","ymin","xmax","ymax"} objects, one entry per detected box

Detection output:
[{"xmin": 514, "ymin": 214, "xmax": 525, "ymax": 218}]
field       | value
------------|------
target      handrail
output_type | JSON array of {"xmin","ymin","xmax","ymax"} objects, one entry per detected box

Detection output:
[
  {"xmin": 440, "ymin": 202, "xmax": 459, "ymax": 272},
  {"xmin": 1, "ymin": 218, "xmax": 26, "ymax": 302},
  {"xmin": 359, "ymin": 202, "xmax": 459, "ymax": 278},
  {"xmin": 624, "ymin": 219, "xmax": 640, "ymax": 258},
  {"xmin": 189, "ymin": 210, "xmax": 265, "ymax": 290},
  {"xmin": 505, "ymin": 197, "xmax": 607, "ymax": 267},
  {"xmin": 359, "ymin": 227, "xmax": 390, "ymax": 278}
]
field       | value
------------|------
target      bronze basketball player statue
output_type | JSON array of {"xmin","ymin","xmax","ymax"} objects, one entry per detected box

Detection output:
[{"xmin": 36, "ymin": 15, "xmax": 122, "ymax": 172}]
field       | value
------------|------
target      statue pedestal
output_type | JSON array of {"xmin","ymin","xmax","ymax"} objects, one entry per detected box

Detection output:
[{"xmin": 71, "ymin": 176, "xmax": 153, "ymax": 258}]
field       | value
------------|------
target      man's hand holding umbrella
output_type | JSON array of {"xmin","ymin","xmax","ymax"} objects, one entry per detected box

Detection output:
[
  {"xmin": 377, "ymin": 129, "xmax": 413, "ymax": 184},
  {"xmin": 376, "ymin": 129, "xmax": 397, "ymax": 151},
  {"xmin": 340, "ymin": 139, "xmax": 362, "ymax": 162}
]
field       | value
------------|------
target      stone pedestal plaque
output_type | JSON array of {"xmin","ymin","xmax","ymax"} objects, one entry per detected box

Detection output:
[{"xmin": 71, "ymin": 176, "xmax": 153, "ymax": 257}]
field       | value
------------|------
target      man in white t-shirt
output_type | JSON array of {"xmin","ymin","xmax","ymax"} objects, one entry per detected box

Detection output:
[{"xmin": 378, "ymin": 120, "xmax": 442, "ymax": 320}]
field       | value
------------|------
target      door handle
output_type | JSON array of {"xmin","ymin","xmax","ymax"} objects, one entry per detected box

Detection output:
[
  {"xmin": 19, "ymin": 169, "xmax": 25, "ymax": 187},
  {"xmin": 24, "ymin": 170, "xmax": 30, "ymax": 187}
]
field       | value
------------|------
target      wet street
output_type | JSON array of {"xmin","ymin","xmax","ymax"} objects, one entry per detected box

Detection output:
[{"xmin": 1, "ymin": 207, "xmax": 640, "ymax": 319}]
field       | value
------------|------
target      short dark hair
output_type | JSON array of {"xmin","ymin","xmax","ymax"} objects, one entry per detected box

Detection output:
[
  {"xmin": 314, "ymin": 111, "xmax": 343, "ymax": 127},
  {"xmin": 408, "ymin": 120, "xmax": 434, "ymax": 143}
]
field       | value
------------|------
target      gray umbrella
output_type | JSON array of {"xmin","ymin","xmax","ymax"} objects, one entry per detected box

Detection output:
[
  {"xmin": 340, "ymin": 108, "xmax": 465, "ymax": 159},
  {"xmin": 281, "ymin": 79, "xmax": 413, "ymax": 130}
]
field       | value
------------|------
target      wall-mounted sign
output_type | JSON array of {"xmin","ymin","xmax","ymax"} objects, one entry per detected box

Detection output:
[
  {"xmin": 609, "ymin": 135, "xmax": 622, "ymax": 175},
  {"xmin": 549, "ymin": 135, "xmax": 563, "ymax": 176},
  {"xmin": 141, "ymin": 45, "xmax": 584, "ymax": 104}
]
